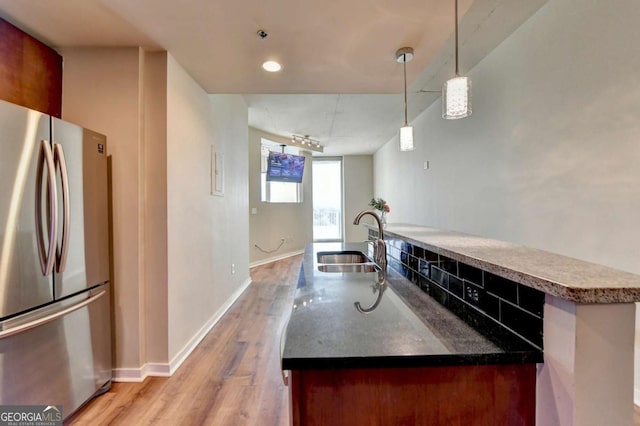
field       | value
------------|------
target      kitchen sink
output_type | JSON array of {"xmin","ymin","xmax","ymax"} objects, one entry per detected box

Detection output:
[
  {"xmin": 316, "ymin": 250, "xmax": 378, "ymax": 273},
  {"xmin": 317, "ymin": 251, "xmax": 370, "ymax": 264},
  {"xmin": 317, "ymin": 264, "xmax": 379, "ymax": 273}
]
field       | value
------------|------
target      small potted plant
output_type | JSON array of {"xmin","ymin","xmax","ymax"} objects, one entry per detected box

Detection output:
[{"xmin": 368, "ymin": 197, "xmax": 390, "ymax": 227}]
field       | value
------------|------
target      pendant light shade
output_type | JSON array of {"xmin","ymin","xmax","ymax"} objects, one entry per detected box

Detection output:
[
  {"xmin": 396, "ymin": 47, "xmax": 415, "ymax": 151},
  {"xmin": 399, "ymin": 126, "xmax": 414, "ymax": 151},
  {"xmin": 443, "ymin": 0, "xmax": 472, "ymax": 119},
  {"xmin": 443, "ymin": 76, "xmax": 471, "ymax": 119}
]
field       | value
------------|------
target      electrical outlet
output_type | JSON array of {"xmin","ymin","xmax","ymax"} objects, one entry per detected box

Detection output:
[
  {"xmin": 423, "ymin": 160, "xmax": 430, "ymax": 170},
  {"xmin": 231, "ymin": 263, "xmax": 235, "ymax": 275},
  {"xmin": 466, "ymin": 286, "xmax": 479, "ymax": 303}
]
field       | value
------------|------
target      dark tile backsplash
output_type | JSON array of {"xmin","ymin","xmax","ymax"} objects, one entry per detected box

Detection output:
[
  {"xmin": 418, "ymin": 259, "xmax": 430, "ymax": 278},
  {"xmin": 408, "ymin": 254, "xmax": 419, "ymax": 273},
  {"xmin": 431, "ymin": 266, "xmax": 448, "ymax": 289},
  {"xmin": 412, "ymin": 245, "xmax": 425, "ymax": 259},
  {"xmin": 458, "ymin": 263, "xmax": 483, "ymax": 286},
  {"xmin": 449, "ymin": 275, "xmax": 464, "ymax": 298},
  {"xmin": 485, "ymin": 272, "xmax": 518, "ymax": 305},
  {"xmin": 500, "ymin": 302, "xmax": 543, "ymax": 348},
  {"xmin": 518, "ymin": 284, "xmax": 545, "ymax": 317},
  {"xmin": 428, "ymin": 281, "xmax": 449, "ymax": 306},
  {"xmin": 439, "ymin": 255, "xmax": 458, "ymax": 275},
  {"xmin": 464, "ymin": 280, "xmax": 500, "ymax": 321},
  {"xmin": 370, "ymin": 228, "xmax": 545, "ymax": 350}
]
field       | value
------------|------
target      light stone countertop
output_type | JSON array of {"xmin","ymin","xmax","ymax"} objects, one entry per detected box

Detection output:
[{"xmin": 373, "ymin": 224, "xmax": 640, "ymax": 304}]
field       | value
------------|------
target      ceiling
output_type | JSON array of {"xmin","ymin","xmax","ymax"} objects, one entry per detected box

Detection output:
[{"xmin": 0, "ymin": 0, "xmax": 546, "ymax": 155}]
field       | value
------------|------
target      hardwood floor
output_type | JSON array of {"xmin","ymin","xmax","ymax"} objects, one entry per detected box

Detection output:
[{"xmin": 66, "ymin": 255, "xmax": 301, "ymax": 426}]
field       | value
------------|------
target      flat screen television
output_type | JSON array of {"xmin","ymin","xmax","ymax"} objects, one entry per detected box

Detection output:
[{"xmin": 266, "ymin": 152, "xmax": 306, "ymax": 183}]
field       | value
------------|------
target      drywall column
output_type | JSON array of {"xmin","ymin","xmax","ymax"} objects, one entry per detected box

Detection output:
[
  {"xmin": 142, "ymin": 51, "xmax": 169, "ymax": 367},
  {"xmin": 537, "ymin": 296, "xmax": 635, "ymax": 426},
  {"xmin": 61, "ymin": 47, "xmax": 145, "ymax": 374}
]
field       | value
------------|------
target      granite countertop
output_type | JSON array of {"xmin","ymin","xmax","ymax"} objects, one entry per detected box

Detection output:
[
  {"xmin": 281, "ymin": 242, "xmax": 542, "ymax": 370},
  {"xmin": 373, "ymin": 224, "xmax": 640, "ymax": 304}
]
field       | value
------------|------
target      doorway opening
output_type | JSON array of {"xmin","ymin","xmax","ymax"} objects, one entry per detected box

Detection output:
[{"xmin": 312, "ymin": 158, "xmax": 343, "ymax": 242}]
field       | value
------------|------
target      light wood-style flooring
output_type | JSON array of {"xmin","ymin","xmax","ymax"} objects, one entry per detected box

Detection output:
[
  {"xmin": 66, "ymin": 254, "xmax": 640, "ymax": 425},
  {"xmin": 66, "ymin": 255, "xmax": 301, "ymax": 425}
]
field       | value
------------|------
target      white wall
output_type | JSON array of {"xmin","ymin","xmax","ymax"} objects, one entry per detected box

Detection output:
[
  {"xmin": 166, "ymin": 55, "xmax": 249, "ymax": 361},
  {"xmin": 248, "ymin": 127, "xmax": 313, "ymax": 265},
  {"xmin": 343, "ymin": 155, "xmax": 374, "ymax": 242},
  {"xmin": 374, "ymin": 0, "xmax": 640, "ymax": 400}
]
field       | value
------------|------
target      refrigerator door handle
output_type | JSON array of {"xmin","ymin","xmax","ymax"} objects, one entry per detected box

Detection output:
[
  {"xmin": 35, "ymin": 139, "xmax": 58, "ymax": 276},
  {"xmin": 54, "ymin": 143, "xmax": 70, "ymax": 272},
  {"xmin": 0, "ymin": 289, "xmax": 106, "ymax": 340}
]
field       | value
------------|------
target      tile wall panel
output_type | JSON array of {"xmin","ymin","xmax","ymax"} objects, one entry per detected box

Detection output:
[{"xmin": 368, "ymin": 229, "xmax": 545, "ymax": 349}]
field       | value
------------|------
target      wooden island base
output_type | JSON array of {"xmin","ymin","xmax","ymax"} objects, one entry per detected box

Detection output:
[{"xmin": 289, "ymin": 364, "xmax": 536, "ymax": 426}]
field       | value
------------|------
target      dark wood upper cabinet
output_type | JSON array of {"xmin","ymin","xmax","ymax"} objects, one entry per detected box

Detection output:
[{"xmin": 0, "ymin": 17, "xmax": 62, "ymax": 118}]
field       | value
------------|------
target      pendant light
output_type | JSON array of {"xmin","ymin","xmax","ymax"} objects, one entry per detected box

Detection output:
[
  {"xmin": 396, "ymin": 47, "xmax": 415, "ymax": 151},
  {"xmin": 442, "ymin": 0, "xmax": 472, "ymax": 119}
]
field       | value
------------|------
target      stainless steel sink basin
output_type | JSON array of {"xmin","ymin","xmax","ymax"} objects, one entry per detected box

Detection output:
[
  {"xmin": 316, "ymin": 250, "xmax": 378, "ymax": 273},
  {"xmin": 317, "ymin": 251, "xmax": 370, "ymax": 264},
  {"xmin": 317, "ymin": 264, "xmax": 379, "ymax": 273}
]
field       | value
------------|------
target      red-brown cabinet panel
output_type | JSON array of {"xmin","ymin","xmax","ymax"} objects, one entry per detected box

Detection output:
[
  {"xmin": 290, "ymin": 364, "xmax": 536, "ymax": 426},
  {"xmin": 0, "ymin": 18, "xmax": 62, "ymax": 117}
]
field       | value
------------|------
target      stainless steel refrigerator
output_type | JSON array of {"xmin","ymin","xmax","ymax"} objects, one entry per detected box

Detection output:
[{"xmin": 0, "ymin": 99, "xmax": 112, "ymax": 419}]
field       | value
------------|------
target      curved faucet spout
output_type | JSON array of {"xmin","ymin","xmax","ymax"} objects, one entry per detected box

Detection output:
[
  {"xmin": 353, "ymin": 210, "xmax": 387, "ymax": 273},
  {"xmin": 353, "ymin": 210, "xmax": 384, "ymax": 241},
  {"xmin": 354, "ymin": 281, "xmax": 386, "ymax": 314}
]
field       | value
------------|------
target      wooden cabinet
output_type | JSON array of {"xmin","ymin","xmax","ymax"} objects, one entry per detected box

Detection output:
[
  {"xmin": 0, "ymin": 18, "xmax": 62, "ymax": 117},
  {"xmin": 289, "ymin": 364, "xmax": 536, "ymax": 425}
]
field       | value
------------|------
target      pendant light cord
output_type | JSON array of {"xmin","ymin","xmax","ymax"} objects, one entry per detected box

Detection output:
[
  {"xmin": 454, "ymin": 0, "xmax": 459, "ymax": 76},
  {"xmin": 403, "ymin": 55, "xmax": 408, "ymax": 126}
]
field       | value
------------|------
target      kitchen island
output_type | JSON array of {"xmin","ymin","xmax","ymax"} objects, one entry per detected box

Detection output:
[
  {"xmin": 282, "ymin": 242, "xmax": 542, "ymax": 425},
  {"xmin": 371, "ymin": 224, "xmax": 640, "ymax": 426}
]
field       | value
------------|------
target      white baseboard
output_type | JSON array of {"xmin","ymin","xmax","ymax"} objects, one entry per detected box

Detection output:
[
  {"xmin": 250, "ymin": 249, "xmax": 304, "ymax": 268},
  {"xmin": 113, "ymin": 363, "xmax": 171, "ymax": 382},
  {"xmin": 112, "ymin": 277, "xmax": 252, "ymax": 383},
  {"xmin": 112, "ymin": 367, "xmax": 147, "ymax": 382}
]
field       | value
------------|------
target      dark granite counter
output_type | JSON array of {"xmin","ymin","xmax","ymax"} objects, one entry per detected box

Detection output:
[{"xmin": 282, "ymin": 242, "xmax": 542, "ymax": 370}]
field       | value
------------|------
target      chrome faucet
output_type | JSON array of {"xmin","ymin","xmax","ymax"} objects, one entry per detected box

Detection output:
[
  {"xmin": 353, "ymin": 210, "xmax": 388, "ymax": 314},
  {"xmin": 353, "ymin": 210, "xmax": 387, "ymax": 273},
  {"xmin": 354, "ymin": 281, "xmax": 386, "ymax": 313}
]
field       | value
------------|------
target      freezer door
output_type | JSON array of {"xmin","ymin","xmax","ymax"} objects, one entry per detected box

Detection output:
[
  {"xmin": 0, "ymin": 283, "xmax": 112, "ymax": 418},
  {"xmin": 52, "ymin": 120, "xmax": 109, "ymax": 299},
  {"xmin": 0, "ymin": 100, "xmax": 54, "ymax": 319}
]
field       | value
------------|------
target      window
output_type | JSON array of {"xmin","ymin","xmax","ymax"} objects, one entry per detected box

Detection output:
[
  {"xmin": 261, "ymin": 140, "xmax": 303, "ymax": 203},
  {"xmin": 312, "ymin": 158, "xmax": 343, "ymax": 241}
]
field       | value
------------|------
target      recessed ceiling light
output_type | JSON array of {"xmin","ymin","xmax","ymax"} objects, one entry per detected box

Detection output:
[{"xmin": 262, "ymin": 61, "xmax": 282, "ymax": 72}]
